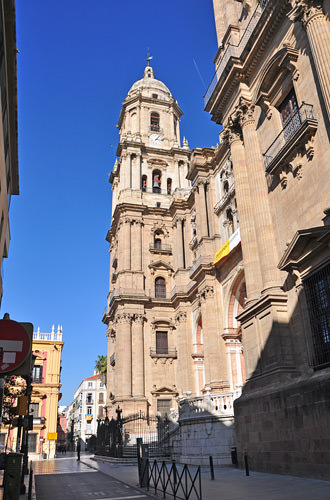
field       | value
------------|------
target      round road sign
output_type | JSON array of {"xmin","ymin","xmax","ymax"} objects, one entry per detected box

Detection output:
[{"xmin": 0, "ymin": 320, "xmax": 31, "ymax": 373}]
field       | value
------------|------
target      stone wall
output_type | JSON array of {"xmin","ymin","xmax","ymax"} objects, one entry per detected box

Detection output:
[{"xmin": 234, "ymin": 373, "xmax": 330, "ymax": 479}]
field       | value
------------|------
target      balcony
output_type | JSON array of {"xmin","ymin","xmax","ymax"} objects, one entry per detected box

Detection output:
[
  {"xmin": 86, "ymin": 399, "xmax": 93, "ymax": 405},
  {"xmin": 112, "ymin": 254, "xmax": 117, "ymax": 268},
  {"xmin": 214, "ymin": 184, "xmax": 235, "ymax": 215},
  {"xmin": 150, "ymin": 348, "xmax": 177, "ymax": 359},
  {"xmin": 178, "ymin": 390, "xmax": 242, "ymax": 419},
  {"xmin": 263, "ymin": 103, "xmax": 318, "ymax": 175},
  {"xmin": 204, "ymin": 0, "xmax": 270, "ymax": 109},
  {"xmin": 149, "ymin": 243, "xmax": 172, "ymax": 254},
  {"xmin": 110, "ymin": 353, "xmax": 115, "ymax": 366},
  {"xmin": 189, "ymin": 255, "xmax": 213, "ymax": 280}
]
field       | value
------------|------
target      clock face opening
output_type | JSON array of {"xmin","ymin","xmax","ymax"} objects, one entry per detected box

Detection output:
[{"xmin": 150, "ymin": 134, "xmax": 163, "ymax": 145}]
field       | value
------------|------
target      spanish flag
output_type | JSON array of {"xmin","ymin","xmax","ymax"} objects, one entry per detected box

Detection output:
[{"xmin": 213, "ymin": 228, "xmax": 241, "ymax": 266}]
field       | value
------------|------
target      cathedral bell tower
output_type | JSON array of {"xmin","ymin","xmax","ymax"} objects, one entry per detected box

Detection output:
[{"xmin": 105, "ymin": 63, "xmax": 191, "ymax": 417}]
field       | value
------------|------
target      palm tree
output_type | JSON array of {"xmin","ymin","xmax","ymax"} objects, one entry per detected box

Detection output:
[{"xmin": 95, "ymin": 355, "xmax": 107, "ymax": 385}]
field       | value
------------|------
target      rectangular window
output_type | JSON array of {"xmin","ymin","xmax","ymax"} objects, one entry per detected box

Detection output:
[
  {"xmin": 98, "ymin": 406, "xmax": 104, "ymax": 419},
  {"xmin": 28, "ymin": 433, "xmax": 37, "ymax": 453},
  {"xmin": 88, "ymin": 382, "xmax": 93, "ymax": 388},
  {"xmin": 98, "ymin": 393, "xmax": 104, "ymax": 403},
  {"xmin": 29, "ymin": 403, "xmax": 39, "ymax": 417},
  {"xmin": 86, "ymin": 393, "xmax": 92, "ymax": 404},
  {"xmin": 156, "ymin": 331, "xmax": 168, "ymax": 354},
  {"xmin": 305, "ymin": 262, "xmax": 330, "ymax": 367},
  {"xmin": 32, "ymin": 365, "xmax": 43, "ymax": 383},
  {"xmin": 278, "ymin": 88, "xmax": 300, "ymax": 141},
  {"xmin": 87, "ymin": 406, "xmax": 92, "ymax": 415},
  {"xmin": 157, "ymin": 399, "xmax": 171, "ymax": 417}
]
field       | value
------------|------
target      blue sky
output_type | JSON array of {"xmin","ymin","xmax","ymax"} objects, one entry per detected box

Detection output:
[{"xmin": 2, "ymin": 0, "xmax": 220, "ymax": 405}]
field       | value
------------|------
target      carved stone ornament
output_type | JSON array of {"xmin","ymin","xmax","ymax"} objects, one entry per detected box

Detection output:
[
  {"xmin": 134, "ymin": 313, "xmax": 145, "ymax": 325},
  {"xmin": 236, "ymin": 100, "xmax": 256, "ymax": 128},
  {"xmin": 116, "ymin": 312, "xmax": 132, "ymax": 324},
  {"xmin": 289, "ymin": 0, "xmax": 325, "ymax": 27},
  {"xmin": 221, "ymin": 123, "xmax": 242, "ymax": 145},
  {"xmin": 200, "ymin": 285, "xmax": 214, "ymax": 300},
  {"xmin": 175, "ymin": 311, "xmax": 187, "ymax": 324}
]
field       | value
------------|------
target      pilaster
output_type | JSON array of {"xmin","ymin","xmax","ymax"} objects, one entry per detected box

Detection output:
[
  {"xmin": 115, "ymin": 312, "xmax": 132, "ymax": 398},
  {"xmin": 132, "ymin": 314, "xmax": 145, "ymax": 397},
  {"xmin": 289, "ymin": 0, "xmax": 330, "ymax": 118},
  {"xmin": 222, "ymin": 122, "xmax": 262, "ymax": 301}
]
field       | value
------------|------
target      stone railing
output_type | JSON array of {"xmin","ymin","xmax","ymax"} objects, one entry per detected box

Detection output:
[
  {"xmin": 214, "ymin": 184, "xmax": 235, "ymax": 214},
  {"xmin": 178, "ymin": 390, "xmax": 242, "ymax": 419},
  {"xmin": 33, "ymin": 330, "xmax": 62, "ymax": 342},
  {"xmin": 204, "ymin": 0, "xmax": 270, "ymax": 107}
]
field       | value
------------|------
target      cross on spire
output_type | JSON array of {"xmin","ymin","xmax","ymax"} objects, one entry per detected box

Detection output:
[{"xmin": 147, "ymin": 49, "xmax": 153, "ymax": 67}]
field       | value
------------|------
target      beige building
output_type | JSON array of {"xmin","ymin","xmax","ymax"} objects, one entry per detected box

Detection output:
[
  {"xmin": 0, "ymin": 0, "xmax": 19, "ymax": 302},
  {"xmin": 205, "ymin": 0, "xmax": 330, "ymax": 478},
  {"xmin": 103, "ymin": 63, "xmax": 245, "ymax": 424},
  {"xmin": 104, "ymin": 0, "xmax": 330, "ymax": 478}
]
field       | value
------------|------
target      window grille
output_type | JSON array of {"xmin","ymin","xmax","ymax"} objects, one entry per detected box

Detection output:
[{"xmin": 305, "ymin": 262, "xmax": 330, "ymax": 367}]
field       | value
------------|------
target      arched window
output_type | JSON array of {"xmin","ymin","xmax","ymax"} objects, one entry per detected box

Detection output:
[
  {"xmin": 223, "ymin": 180, "xmax": 229, "ymax": 194},
  {"xmin": 155, "ymin": 277, "xmax": 166, "ymax": 298},
  {"xmin": 151, "ymin": 112, "xmax": 160, "ymax": 131},
  {"xmin": 141, "ymin": 175, "xmax": 147, "ymax": 192},
  {"xmin": 154, "ymin": 237, "xmax": 162, "ymax": 249},
  {"xmin": 152, "ymin": 170, "xmax": 161, "ymax": 193},
  {"xmin": 227, "ymin": 208, "xmax": 234, "ymax": 236},
  {"xmin": 167, "ymin": 178, "xmax": 172, "ymax": 195}
]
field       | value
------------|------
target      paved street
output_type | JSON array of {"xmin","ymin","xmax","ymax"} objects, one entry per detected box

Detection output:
[
  {"xmin": 33, "ymin": 457, "xmax": 151, "ymax": 500},
  {"xmin": 31, "ymin": 454, "xmax": 330, "ymax": 500}
]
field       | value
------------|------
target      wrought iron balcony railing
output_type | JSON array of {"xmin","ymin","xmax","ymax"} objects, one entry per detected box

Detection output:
[
  {"xmin": 149, "ymin": 243, "xmax": 172, "ymax": 252},
  {"xmin": 263, "ymin": 103, "xmax": 316, "ymax": 169}
]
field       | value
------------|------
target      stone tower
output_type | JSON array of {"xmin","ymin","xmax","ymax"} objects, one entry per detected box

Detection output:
[{"xmin": 104, "ymin": 64, "xmax": 191, "ymax": 417}]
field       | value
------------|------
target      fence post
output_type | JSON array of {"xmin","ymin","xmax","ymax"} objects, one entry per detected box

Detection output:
[
  {"xmin": 199, "ymin": 466, "xmax": 202, "ymax": 500},
  {"xmin": 244, "ymin": 452, "xmax": 249, "ymax": 476},
  {"xmin": 162, "ymin": 461, "xmax": 166, "ymax": 499},
  {"xmin": 172, "ymin": 459, "xmax": 177, "ymax": 500},
  {"xmin": 209, "ymin": 456, "xmax": 215, "ymax": 480},
  {"xmin": 185, "ymin": 465, "xmax": 188, "ymax": 499}
]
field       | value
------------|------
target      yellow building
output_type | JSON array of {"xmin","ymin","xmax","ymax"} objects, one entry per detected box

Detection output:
[{"xmin": 0, "ymin": 325, "xmax": 63, "ymax": 459}]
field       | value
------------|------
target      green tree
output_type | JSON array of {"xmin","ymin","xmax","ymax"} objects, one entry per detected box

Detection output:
[{"xmin": 95, "ymin": 355, "xmax": 107, "ymax": 385}]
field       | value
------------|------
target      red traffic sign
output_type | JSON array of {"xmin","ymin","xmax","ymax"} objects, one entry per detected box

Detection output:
[{"xmin": 0, "ymin": 320, "xmax": 32, "ymax": 373}]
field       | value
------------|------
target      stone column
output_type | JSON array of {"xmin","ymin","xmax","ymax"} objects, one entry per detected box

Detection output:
[
  {"xmin": 222, "ymin": 123, "xmax": 262, "ymax": 300},
  {"xmin": 132, "ymin": 314, "xmax": 145, "ymax": 397},
  {"xmin": 131, "ymin": 220, "xmax": 142, "ymax": 271},
  {"xmin": 115, "ymin": 313, "xmax": 132, "ymax": 398},
  {"xmin": 199, "ymin": 285, "xmax": 227, "ymax": 390},
  {"xmin": 290, "ymin": 0, "xmax": 330, "ymax": 118},
  {"xmin": 175, "ymin": 217, "xmax": 184, "ymax": 268},
  {"xmin": 205, "ymin": 182, "xmax": 215, "ymax": 236},
  {"xmin": 123, "ymin": 218, "xmax": 131, "ymax": 270},
  {"xmin": 198, "ymin": 180, "xmax": 209, "ymax": 237},
  {"xmin": 175, "ymin": 311, "xmax": 191, "ymax": 394},
  {"xmin": 237, "ymin": 101, "xmax": 281, "ymax": 291}
]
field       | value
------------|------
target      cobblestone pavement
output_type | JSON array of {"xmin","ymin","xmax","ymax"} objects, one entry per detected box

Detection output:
[{"xmin": 33, "ymin": 457, "xmax": 152, "ymax": 500}]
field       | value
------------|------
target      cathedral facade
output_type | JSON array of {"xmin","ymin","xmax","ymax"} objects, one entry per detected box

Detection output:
[
  {"xmin": 103, "ymin": 63, "xmax": 245, "ymax": 421},
  {"xmin": 104, "ymin": 0, "xmax": 330, "ymax": 478}
]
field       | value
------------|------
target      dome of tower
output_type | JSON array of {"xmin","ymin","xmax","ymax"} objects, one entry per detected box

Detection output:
[{"xmin": 127, "ymin": 65, "xmax": 172, "ymax": 101}]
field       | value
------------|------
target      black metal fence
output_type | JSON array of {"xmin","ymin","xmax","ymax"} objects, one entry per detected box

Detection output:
[
  {"xmin": 140, "ymin": 459, "xmax": 202, "ymax": 500},
  {"xmin": 96, "ymin": 410, "xmax": 171, "ymax": 458}
]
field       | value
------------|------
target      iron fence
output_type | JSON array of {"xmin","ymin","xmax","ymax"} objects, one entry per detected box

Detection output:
[
  {"xmin": 140, "ymin": 459, "xmax": 202, "ymax": 500},
  {"xmin": 96, "ymin": 411, "xmax": 171, "ymax": 458}
]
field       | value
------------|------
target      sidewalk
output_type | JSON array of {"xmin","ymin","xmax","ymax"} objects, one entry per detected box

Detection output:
[{"xmin": 83, "ymin": 455, "xmax": 330, "ymax": 500}]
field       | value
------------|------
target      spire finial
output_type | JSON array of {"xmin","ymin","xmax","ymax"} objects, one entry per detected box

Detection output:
[{"xmin": 147, "ymin": 48, "xmax": 153, "ymax": 67}]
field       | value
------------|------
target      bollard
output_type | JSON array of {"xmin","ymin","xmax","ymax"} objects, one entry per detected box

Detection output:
[
  {"xmin": 209, "ymin": 456, "xmax": 215, "ymax": 480},
  {"xmin": 244, "ymin": 452, "xmax": 249, "ymax": 476}
]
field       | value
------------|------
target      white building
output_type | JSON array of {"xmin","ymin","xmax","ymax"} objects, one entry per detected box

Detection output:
[{"xmin": 72, "ymin": 373, "xmax": 106, "ymax": 450}]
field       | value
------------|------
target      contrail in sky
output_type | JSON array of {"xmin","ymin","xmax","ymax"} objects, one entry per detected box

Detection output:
[{"xmin": 193, "ymin": 58, "xmax": 206, "ymax": 90}]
